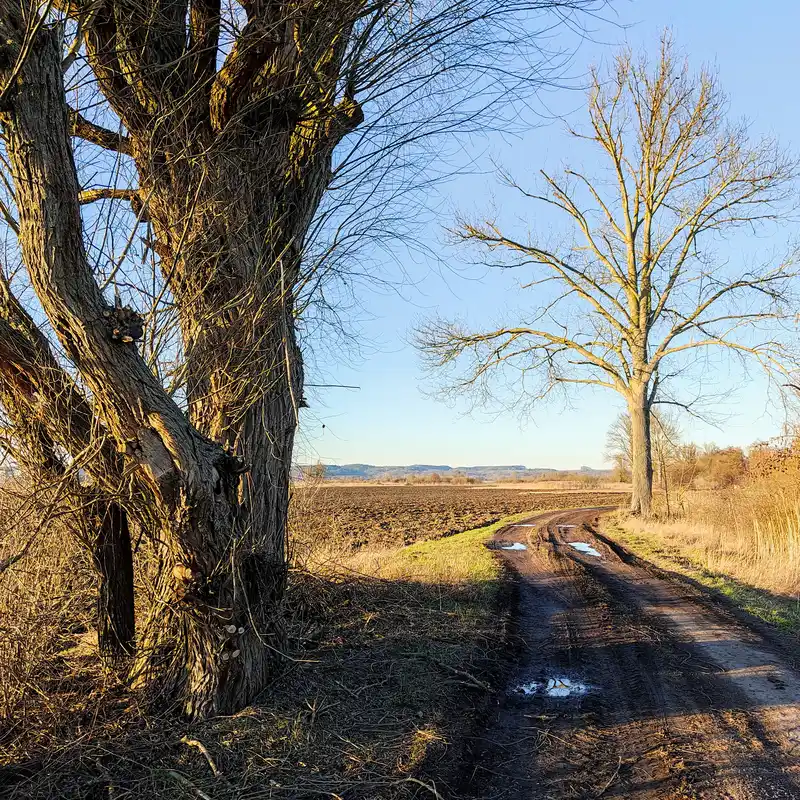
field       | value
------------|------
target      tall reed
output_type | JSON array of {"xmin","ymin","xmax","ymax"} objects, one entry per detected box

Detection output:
[{"xmin": 643, "ymin": 474, "xmax": 800, "ymax": 596}]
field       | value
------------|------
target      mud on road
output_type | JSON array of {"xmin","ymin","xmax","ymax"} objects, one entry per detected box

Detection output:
[{"xmin": 463, "ymin": 509, "xmax": 800, "ymax": 799}]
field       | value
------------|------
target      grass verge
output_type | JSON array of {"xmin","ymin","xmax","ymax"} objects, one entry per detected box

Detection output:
[
  {"xmin": 1, "ymin": 513, "xmax": 533, "ymax": 800},
  {"xmin": 336, "ymin": 511, "xmax": 537, "ymax": 592},
  {"xmin": 605, "ymin": 514, "xmax": 800, "ymax": 635}
]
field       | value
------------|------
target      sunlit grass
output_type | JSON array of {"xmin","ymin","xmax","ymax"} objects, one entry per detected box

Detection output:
[
  {"xmin": 609, "ymin": 511, "xmax": 800, "ymax": 633},
  {"xmin": 333, "ymin": 511, "xmax": 535, "ymax": 594}
]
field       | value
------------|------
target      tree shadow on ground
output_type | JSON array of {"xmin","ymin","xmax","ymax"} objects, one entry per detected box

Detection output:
[
  {"xmin": 593, "ymin": 527, "xmax": 800, "ymax": 659},
  {"xmin": 0, "ymin": 571, "xmax": 514, "ymax": 800}
]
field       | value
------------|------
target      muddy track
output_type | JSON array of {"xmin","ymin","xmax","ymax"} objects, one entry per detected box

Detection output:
[{"xmin": 461, "ymin": 508, "xmax": 800, "ymax": 800}]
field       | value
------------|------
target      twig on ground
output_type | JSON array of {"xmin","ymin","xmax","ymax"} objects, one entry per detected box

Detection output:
[
  {"xmin": 431, "ymin": 659, "xmax": 492, "ymax": 691},
  {"xmin": 165, "ymin": 769, "xmax": 213, "ymax": 800},
  {"xmin": 180, "ymin": 736, "xmax": 222, "ymax": 778},
  {"xmin": 596, "ymin": 756, "xmax": 623, "ymax": 797},
  {"xmin": 403, "ymin": 776, "xmax": 445, "ymax": 798}
]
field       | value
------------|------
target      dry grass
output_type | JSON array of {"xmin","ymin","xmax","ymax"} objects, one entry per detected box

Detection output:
[
  {"xmin": 610, "ymin": 477, "xmax": 800, "ymax": 633},
  {"xmin": 2, "ymin": 564, "xmax": 508, "ymax": 799},
  {"xmin": 0, "ymin": 489, "xmax": 536, "ymax": 799},
  {"xmin": 650, "ymin": 483, "xmax": 800, "ymax": 596},
  {"xmin": 0, "ymin": 489, "xmax": 98, "ymax": 727},
  {"xmin": 495, "ymin": 479, "xmax": 630, "ymax": 492}
]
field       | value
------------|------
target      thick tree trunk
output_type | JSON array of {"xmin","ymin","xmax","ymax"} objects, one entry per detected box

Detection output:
[
  {"xmin": 628, "ymin": 387, "xmax": 653, "ymax": 517},
  {"xmin": 126, "ymin": 247, "xmax": 303, "ymax": 711},
  {"xmin": 119, "ymin": 115, "xmax": 315, "ymax": 713},
  {"xmin": 1, "ymin": 22, "xmax": 253, "ymax": 718},
  {"xmin": 92, "ymin": 499, "xmax": 135, "ymax": 661},
  {"xmin": 1, "ymin": 6, "xmax": 347, "ymax": 717},
  {"xmin": 130, "ymin": 373, "xmax": 300, "ymax": 717}
]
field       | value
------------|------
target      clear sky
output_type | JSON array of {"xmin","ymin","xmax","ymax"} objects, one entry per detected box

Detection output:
[{"xmin": 296, "ymin": 0, "xmax": 800, "ymax": 470}]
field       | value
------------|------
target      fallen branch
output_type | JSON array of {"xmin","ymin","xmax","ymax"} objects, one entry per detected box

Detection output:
[
  {"xmin": 180, "ymin": 737, "xmax": 222, "ymax": 778},
  {"xmin": 431, "ymin": 658, "xmax": 492, "ymax": 692}
]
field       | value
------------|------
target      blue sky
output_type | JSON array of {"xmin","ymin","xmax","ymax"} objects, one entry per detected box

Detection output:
[{"xmin": 296, "ymin": 0, "xmax": 800, "ymax": 470}]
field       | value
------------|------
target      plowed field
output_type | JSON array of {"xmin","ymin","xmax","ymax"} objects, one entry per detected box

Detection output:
[{"xmin": 289, "ymin": 484, "xmax": 627, "ymax": 548}]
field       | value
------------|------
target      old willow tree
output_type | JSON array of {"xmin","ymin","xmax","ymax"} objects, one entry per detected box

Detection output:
[
  {"xmin": 417, "ymin": 36, "xmax": 798, "ymax": 517},
  {"xmin": 0, "ymin": 1, "xmax": 603, "ymax": 716}
]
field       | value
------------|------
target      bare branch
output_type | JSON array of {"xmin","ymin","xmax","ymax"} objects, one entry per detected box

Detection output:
[
  {"xmin": 69, "ymin": 108, "xmax": 132, "ymax": 156},
  {"xmin": 78, "ymin": 186, "xmax": 135, "ymax": 203},
  {"xmin": 418, "ymin": 35, "xmax": 799, "ymax": 517}
]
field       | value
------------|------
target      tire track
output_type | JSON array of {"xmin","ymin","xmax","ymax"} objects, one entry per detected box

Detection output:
[{"xmin": 463, "ymin": 508, "xmax": 800, "ymax": 799}]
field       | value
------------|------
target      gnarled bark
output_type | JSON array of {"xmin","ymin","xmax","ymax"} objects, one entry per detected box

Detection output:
[
  {"xmin": 0, "ymin": 1, "xmax": 352, "ymax": 712},
  {"xmin": 0, "ymin": 0, "xmax": 593, "ymax": 716},
  {"xmin": 0, "ymin": 17, "xmax": 255, "ymax": 717}
]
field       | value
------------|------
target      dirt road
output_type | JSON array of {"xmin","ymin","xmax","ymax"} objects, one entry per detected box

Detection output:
[{"xmin": 463, "ymin": 509, "xmax": 800, "ymax": 799}]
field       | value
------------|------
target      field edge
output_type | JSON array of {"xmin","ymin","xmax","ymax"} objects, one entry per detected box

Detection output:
[{"xmin": 599, "ymin": 513, "xmax": 800, "ymax": 643}]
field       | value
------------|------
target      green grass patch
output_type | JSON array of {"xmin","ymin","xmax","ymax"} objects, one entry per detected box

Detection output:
[{"xmin": 387, "ymin": 511, "xmax": 536, "ymax": 589}]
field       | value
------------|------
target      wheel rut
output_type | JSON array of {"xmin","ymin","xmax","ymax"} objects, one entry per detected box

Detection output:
[{"xmin": 461, "ymin": 508, "xmax": 800, "ymax": 799}]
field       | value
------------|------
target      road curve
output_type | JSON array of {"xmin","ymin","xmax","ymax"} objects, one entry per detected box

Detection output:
[{"xmin": 462, "ymin": 508, "xmax": 800, "ymax": 800}]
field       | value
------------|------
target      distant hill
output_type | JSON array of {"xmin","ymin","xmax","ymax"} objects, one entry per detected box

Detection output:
[{"xmin": 298, "ymin": 463, "xmax": 609, "ymax": 481}]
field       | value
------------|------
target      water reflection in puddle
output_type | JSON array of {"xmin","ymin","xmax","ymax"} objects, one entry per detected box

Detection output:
[
  {"xmin": 568, "ymin": 542, "xmax": 602, "ymax": 558},
  {"xmin": 515, "ymin": 677, "xmax": 590, "ymax": 698}
]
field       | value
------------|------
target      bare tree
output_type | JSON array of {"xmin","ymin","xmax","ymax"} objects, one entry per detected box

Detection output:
[
  {"xmin": 604, "ymin": 412, "xmax": 631, "ymax": 479},
  {"xmin": 417, "ymin": 35, "xmax": 798, "ymax": 517},
  {"xmin": 605, "ymin": 409, "xmax": 681, "ymax": 513},
  {"xmin": 0, "ymin": 0, "xmax": 604, "ymax": 716}
]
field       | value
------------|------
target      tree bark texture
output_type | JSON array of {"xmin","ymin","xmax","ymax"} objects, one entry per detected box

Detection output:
[
  {"xmin": 0, "ymin": 1, "xmax": 362, "ymax": 716},
  {"xmin": 628, "ymin": 387, "xmax": 653, "ymax": 517},
  {"xmin": 1, "ymin": 22, "xmax": 262, "ymax": 717}
]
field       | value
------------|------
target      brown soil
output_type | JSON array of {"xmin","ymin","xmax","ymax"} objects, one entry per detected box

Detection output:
[
  {"xmin": 290, "ymin": 486, "xmax": 628, "ymax": 549},
  {"xmin": 464, "ymin": 509, "xmax": 800, "ymax": 799}
]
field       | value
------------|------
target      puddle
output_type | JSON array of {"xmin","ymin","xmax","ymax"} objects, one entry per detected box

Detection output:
[
  {"xmin": 514, "ymin": 677, "xmax": 590, "ymax": 698},
  {"xmin": 499, "ymin": 542, "xmax": 527, "ymax": 551},
  {"xmin": 568, "ymin": 542, "xmax": 602, "ymax": 558},
  {"xmin": 544, "ymin": 677, "xmax": 589, "ymax": 697},
  {"xmin": 511, "ymin": 524, "xmax": 537, "ymax": 527}
]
